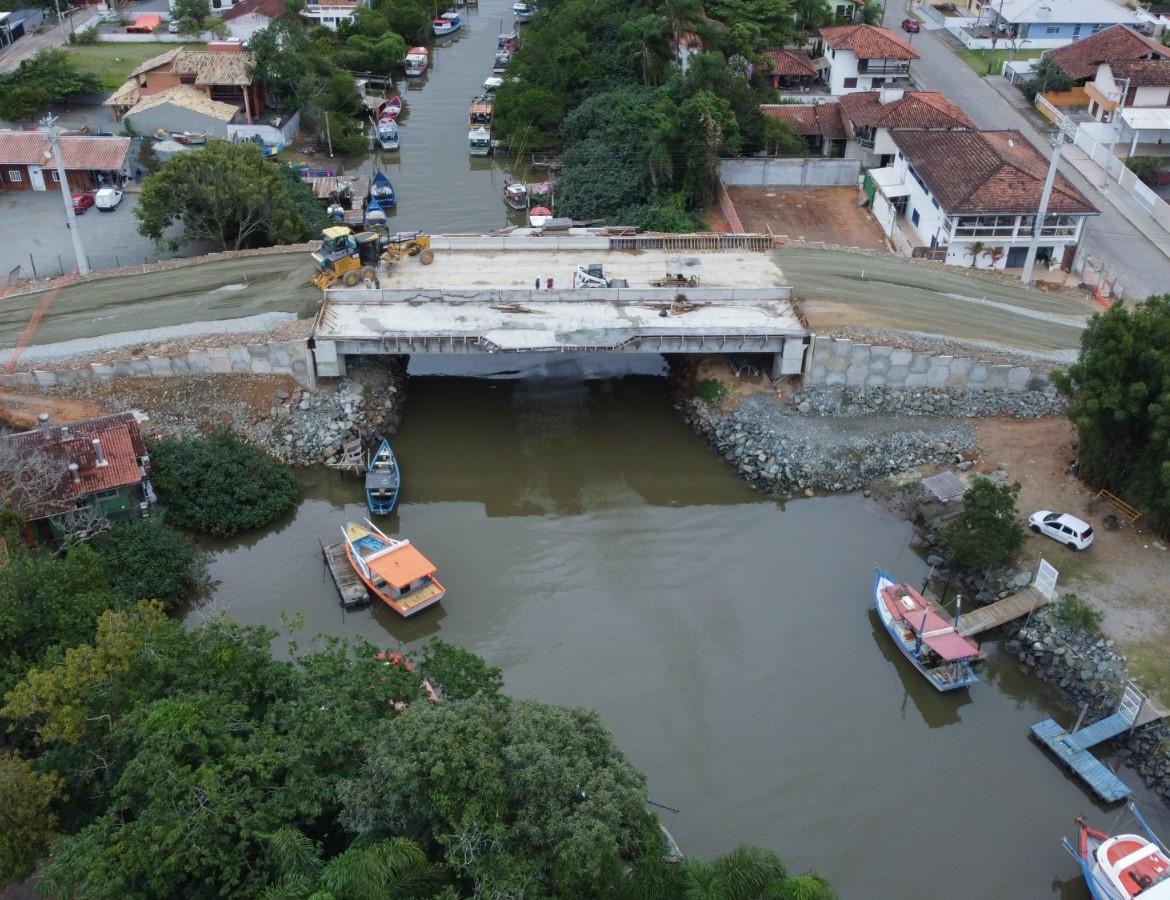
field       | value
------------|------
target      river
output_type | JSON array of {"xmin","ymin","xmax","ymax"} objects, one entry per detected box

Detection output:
[
  {"xmin": 187, "ymin": 352, "xmax": 1160, "ymax": 900},
  {"xmin": 185, "ymin": 4, "xmax": 1156, "ymax": 895}
]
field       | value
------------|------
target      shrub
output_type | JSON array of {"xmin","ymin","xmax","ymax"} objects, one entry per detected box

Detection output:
[
  {"xmin": 148, "ymin": 429, "xmax": 299, "ymax": 537},
  {"xmin": 1123, "ymin": 156, "xmax": 1162, "ymax": 186},
  {"xmin": 697, "ymin": 378, "xmax": 726, "ymax": 402},
  {"xmin": 94, "ymin": 519, "xmax": 207, "ymax": 610},
  {"xmin": 1054, "ymin": 593, "xmax": 1105, "ymax": 633},
  {"xmin": 938, "ymin": 477, "xmax": 1027, "ymax": 573}
]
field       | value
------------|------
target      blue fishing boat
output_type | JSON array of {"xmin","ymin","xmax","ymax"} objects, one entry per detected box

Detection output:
[
  {"xmin": 365, "ymin": 198, "xmax": 387, "ymax": 227},
  {"xmin": 370, "ymin": 170, "xmax": 396, "ymax": 208},
  {"xmin": 1064, "ymin": 802, "xmax": 1170, "ymax": 900},
  {"xmin": 364, "ymin": 439, "xmax": 400, "ymax": 515},
  {"xmin": 873, "ymin": 568, "xmax": 979, "ymax": 692}
]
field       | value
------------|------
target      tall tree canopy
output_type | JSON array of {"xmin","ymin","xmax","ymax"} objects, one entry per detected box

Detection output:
[
  {"xmin": 135, "ymin": 143, "xmax": 323, "ymax": 251},
  {"xmin": 1053, "ymin": 294, "xmax": 1170, "ymax": 529},
  {"xmin": 939, "ymin": 477, "xmax": 1027, "ymax": 574}
]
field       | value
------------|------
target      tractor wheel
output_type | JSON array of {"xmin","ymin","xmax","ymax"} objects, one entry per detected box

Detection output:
[
  {"xmin": 343, "ymin": 271, "xmax": 361, "ymax": 287},
  {"xmin": 360, "ymin": 266, "xmax": 377, "ymax": 283},
  {"xmin": 420, "ymin": 249, "xmax": 435, "ymax": 265}
]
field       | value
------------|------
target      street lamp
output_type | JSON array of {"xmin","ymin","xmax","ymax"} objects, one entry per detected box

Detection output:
[{"xmin": 43, "ymin": 118, "xmax": 90, "ymax": 276}]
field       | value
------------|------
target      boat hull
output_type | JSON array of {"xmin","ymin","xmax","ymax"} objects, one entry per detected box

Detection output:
[
  {"xmin": 1067, "ymin": 809, "xmax": 1170, "ymax": 900},
  {"xmin": 365, "ymin": 440, "xmax": 400, "ymax": 515},
  {"xmin": 343, "ymin": 522, "xmax": 446, "ymax": 618},
  {"xmin": 873, "ymin": 569, "xmax": 977, "ymax": 692}
]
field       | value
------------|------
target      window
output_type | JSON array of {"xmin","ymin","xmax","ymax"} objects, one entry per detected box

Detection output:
[
  {"xmin": 180, "ymin": 75, "xmax": 195, "ymax": 84},
  {"xmin": 93, "ymin": 489, "xmax": 120, "ymax": 501},
  {"xmin": 911, "ymin": 209, "xmax": 920, "ymax": 226},
  {"xmin": 51, "ymin": 171, "xmax": 60, "ymax": 182},
  {"xmin": 1045, "ymin": 25, "xmax": 1059, "ymax": 34},
  {"xmin": 843, "ymin": 77, "xmax": 858, "ymax": 88},
  {"xmin": 871, "ymin": 78, "xmax": 884, "ymax": 88},
  {"xmin": 931, "ymin": 197, "xmax": 939, "ymax": 209},
  {"xmin": 8, "ymin": 170, "xmax": 21, "ymax": 182}
]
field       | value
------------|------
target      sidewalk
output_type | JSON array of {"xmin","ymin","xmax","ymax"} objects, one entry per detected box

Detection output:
[{"xmin": 984, "ymin": 74, "xmax": 1170, "ymax": 266}]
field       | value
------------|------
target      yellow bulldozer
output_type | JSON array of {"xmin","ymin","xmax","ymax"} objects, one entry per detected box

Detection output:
[{"xmin": 310, "ymin": 227, "xmax": 434, "ymax": 290}]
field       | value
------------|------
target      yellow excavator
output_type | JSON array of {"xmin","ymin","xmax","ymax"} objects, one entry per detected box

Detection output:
[{"xmin": 310, "ymin": 227, "xmax": 434, "ymax": 289}]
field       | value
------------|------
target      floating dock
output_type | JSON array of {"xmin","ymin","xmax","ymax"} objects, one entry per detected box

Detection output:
[
  {"xmin": 323, "ymin": 540, "xmax": 371, "ymax": 609},
  {"xmin": 1031, "ymin": 683, "xmax": 1168, "ymax": 802}
]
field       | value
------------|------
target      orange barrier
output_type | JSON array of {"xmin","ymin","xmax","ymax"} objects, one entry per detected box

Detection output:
[{"xmin": 4, "ymin": 283, "xmax": 63, "ymax": 374}]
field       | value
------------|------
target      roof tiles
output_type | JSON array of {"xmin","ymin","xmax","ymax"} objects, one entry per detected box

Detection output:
[
  {"xmin": 1107, "ymin": 57, "xmax": 1170, "ymax": 87},
  {"xmin": 819, "ymin": 24, "xmax": 920, "ymax": 60},
  {"xmin": 1046, "ymin": 24, "xmax": 1167, "ymax": 81},
  {"xmin": 761, "ymin": 103, "xmax": 847, "ymax": 140},
  {"xmin": 0, "ymin": 133, "xmax": 131, "ymax": 170},
  {"xmin": 761, "ymin": 48, "xmax": 818, "ymax": 77},
  {"xmin": 839, "ymin": 90, "xmax": 975, "ymax": 129}
]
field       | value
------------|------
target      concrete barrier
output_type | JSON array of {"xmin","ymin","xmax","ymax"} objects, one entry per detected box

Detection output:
[
  {"xmin": 0, "ymin": 340, "xmax": 315, "ymax": 390},
  {"xmin": 720, "ymin": 158, "xmax": 861, "ymax": 187},
  {"xmin": 804, "ymin": 336, "xmax": 1050, "ymax": 392}
]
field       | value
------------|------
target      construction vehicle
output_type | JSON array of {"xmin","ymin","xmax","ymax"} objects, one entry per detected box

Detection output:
[
  {"xmin": 310, "ymin": 227, "xmax": 434, "ymax": 289},
  {"xmin": 573, "ymin": 263, "xmax": 627, "ymax": 289}
]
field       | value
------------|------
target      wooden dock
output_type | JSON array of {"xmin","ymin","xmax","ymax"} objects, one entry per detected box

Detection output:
[
  {"xmin": 322, "ymin": 540, "xmax": 370, "ymax": 610},
  {"xmin": 1031, "ymin": 684, "xmax": 1167, "ymax": 803},
  {"xmin": 957, "ymin": 586, "xmax": 1052, "ymax": 637}
]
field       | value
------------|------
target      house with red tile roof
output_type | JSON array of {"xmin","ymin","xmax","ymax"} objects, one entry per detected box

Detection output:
[
  {"xmin": 817, "ymin": 24, "xmax": 919, "ymax": 94},
  {"xmin": 760, "ymin": 48, "xmax": 819, "ymax": 90},
  {"xmin": 838, "ymin": 88, "xmax": 975, "ymax": 167},
  {"xmin": 221, "ymin": 0, "xmax": 287, "ymax": 41},
  {"xmin": 760, "ymin": 103, "xmax": 848, "ymax": 156},
  {"xmin": 0, "ymin": 133, "xmax": 132, "ymax": 193},
  {"xmin": 1045, "ymin": 24, "xmax": 1168, "ymax": 83},
  {"xmin": 1, "ymin": 412, "xmax": 155, "ymax": 546},
  {"xmin": 866, "ymin": 130, "xmax": 1097, "ymax": 269}
]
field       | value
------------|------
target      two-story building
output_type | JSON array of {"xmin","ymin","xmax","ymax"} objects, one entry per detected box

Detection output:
[
  {"xmin": 866, "ymin": 129, "xmax": 1097, "ymax": 269},
  {"xmin": 300, "ymin": 0, "xmax": 369, "ymax": 30},
  {"xmin": 1045, "ymin": 23, "xmax": 1168, "ymax": 86},
  {"xmin": 987, "ymin": 0, "xmax": 1139, "ymax": 48},
  {"xmin": 839, "ymin": 88, "xmax": 974, "ymax": 167},
  {"xmin": 1087, "ymin": 57, "xmax": 1170, "ymax": 152},
  {"xmin": 105, "ymin": 43, "xmax": 264, "ymax": 127},
  {"xmin": 221, "ymin": 0, "xmax": 286, "ymax": 41},
  {"xmin": 817, "ymin": 24, "xmax": 919, "ymax": 94},
  {"xmin": 1, "ymin": 412, "xmax": 155, "ymax": 546}
]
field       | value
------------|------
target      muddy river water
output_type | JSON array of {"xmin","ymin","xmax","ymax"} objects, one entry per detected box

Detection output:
[{"xmin": 187, "ymin": 354, "xmax": 1157, "ymax": 899}]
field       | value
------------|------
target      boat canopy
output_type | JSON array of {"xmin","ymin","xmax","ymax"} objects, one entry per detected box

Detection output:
[
  {"xmin": 915, "ymin": 608, "xmax": 978, "ymax": 661},
  {"xmin": 367, "ymin": 543, "xmax": 436, "ymax": 587}
]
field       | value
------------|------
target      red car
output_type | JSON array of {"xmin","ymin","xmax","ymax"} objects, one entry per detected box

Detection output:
[
  {"xmin": 71, "ymin": 192, "xmax": 95, "ymax": 214},
  {"xmin": 901, "ymin": 18, "xmax": 921, "ymax": 32}
]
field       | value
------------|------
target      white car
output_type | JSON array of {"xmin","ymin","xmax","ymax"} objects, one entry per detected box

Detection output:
[{"xmin": 1028, "ymin": 510, "xmax": 1094, "ymax": 550}]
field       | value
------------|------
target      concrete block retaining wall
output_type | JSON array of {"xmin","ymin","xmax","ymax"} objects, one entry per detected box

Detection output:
[
  {"xmin": 0, "ymin": 340, "xmax": 315, "ymax": 390},
  {"xmin": 805, "ymin": 336, "xmax": 1050, "ymax": 392},
  {"xmin": 720, "ymin": 158, "xmax": 861, "ymax": 188}
]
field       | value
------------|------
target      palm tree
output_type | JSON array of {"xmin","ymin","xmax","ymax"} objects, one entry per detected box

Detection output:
[{"xmin": 262, "ymin": 827, "xmax": 447, "ymax": 900}]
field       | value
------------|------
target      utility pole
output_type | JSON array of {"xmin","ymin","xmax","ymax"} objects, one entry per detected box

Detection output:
[
  {"xmin": 1021, "ymin": 120, "xmax": 1073, "ymax": 286},
  {"xmin": 1099, "ymin": 76, "xmax": 1130, "ymax": 190},
  {"xmin": 43, "ymin": 117, "xmax": 90, "ymax": 276}
]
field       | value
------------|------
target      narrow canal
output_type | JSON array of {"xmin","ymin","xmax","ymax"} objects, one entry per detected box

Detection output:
[{"xmin": 188, "ymin": 354, "xmax": 1158, "ymax": 900}]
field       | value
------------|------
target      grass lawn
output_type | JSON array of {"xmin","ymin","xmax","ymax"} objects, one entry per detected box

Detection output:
[
  {"xmin": 66, "ymin": 43, "xmax": 206, "ymax": 91},
  {"xmin": 956, "ymin": 47, "xmax": 1044, "ymax": 77}
]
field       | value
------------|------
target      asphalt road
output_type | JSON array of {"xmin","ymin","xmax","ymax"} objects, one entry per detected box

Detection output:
[
  {"xmin": 0, "ymin": 252, "xmax": 320, "ymax": 351},
  {"xmin": 778, "ymin": 246, "xmax": 1092, "ymax": 357},
  {"xmin": 888, "ymin": 4, "xmax": 1170, "ymax": 302}
]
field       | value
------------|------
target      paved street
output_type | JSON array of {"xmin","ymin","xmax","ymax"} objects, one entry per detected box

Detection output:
[{"xmin": 887, "ymin": 3, "xmax": 1170, "ymax": 301}]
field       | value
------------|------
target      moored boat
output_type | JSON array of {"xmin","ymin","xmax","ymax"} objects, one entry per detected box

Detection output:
[
  {"xmin": 504, "ymin": 180, "xmax": 528, "ymax": 210},
  {"xmin": 528, "ymin": 204, "xmax": 552, "ymax": 227},
  {"xmin": 483, "ymin": 75, "xmax": 504, "ymax": 93},
  {"xmin": 365, "ymin": 198, "xmax": 387, "ymax": 227},
  {"xmin": 376, "ymin": 118, "xmax": 400, "ymax": 151},
  {"xmin": 497, "ymin": 29, "xmax": 519, "ymax": 51},
  {"xmin": 342, "ymin": 520, "xmax": 446, "ymax": 617},
  {"xmin": 492, "ymin": 51, "xmax": 511, "ymax": 74},
  {"xmin": 378, "ymin": 95, "xmax": 402, "ymax": 120},
  {"xmin": 468, "ymin": 125, "xmax": 491, "ymax": 156},
  {"xmin": 469, "ymin": 95, "xmax": 493, "ymax": 127},
  {"xmin": 1064, "ymin": 802, "xmax": 1170, "ymax": 899},
  {"xmin": 404, "ymin": 46, "xmax": 429, "ymax": 76},
  {"xmin": 433, "ymin": 9, "xmax": 462, "ymax": 35},
  {"xmin": 364, "ymin": 439, "xmax": 400, "ymax": 515},
  {"xmin": 873, "ymin": 568, "xmax": 979, "ymax": 691},
  {"xmin": 370, "ymin": 170, "xmax": 397, "ymax": 208},
  {"xmin": 513, "ymin": 0, "xmax": 533, "ymax": 21}
]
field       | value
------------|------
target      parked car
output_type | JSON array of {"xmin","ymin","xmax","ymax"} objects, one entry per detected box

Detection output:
[
  {"xmin": 1028, "ymin": 510, "xmax": 1094, "ymax": 550},
  {"xmin": 95, "ymin": 188, "xmax": 123, "ymax": 212},
  {"xmin": 901, "ymin": 18, "xmax": 921, "ymax": 32},
  {"xmin": 168, "ymin": 18, "xmax": 180, "ymax": 32},
  {"xmin": 71, "ymin": 193, "xmax": 95, "ymax": 214}
]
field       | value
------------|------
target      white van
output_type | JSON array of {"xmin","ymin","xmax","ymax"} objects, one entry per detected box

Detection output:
[{"xmin": 95, "ymin": 188, "xmax": 123, "ymax": 211}]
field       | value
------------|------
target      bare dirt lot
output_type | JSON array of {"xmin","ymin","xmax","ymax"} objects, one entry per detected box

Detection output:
[{"xmin": 727, "ymin": 186, "xmax": 890, "ymax": 251}]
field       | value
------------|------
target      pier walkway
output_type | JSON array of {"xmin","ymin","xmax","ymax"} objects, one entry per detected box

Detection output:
[
  {"xmin": 957, "ymin": 586, "xmax": 1051, "ymax": 637},
  {"xmin": 322, "ymin": 540, "xmax": 370, "ymax": 610}
]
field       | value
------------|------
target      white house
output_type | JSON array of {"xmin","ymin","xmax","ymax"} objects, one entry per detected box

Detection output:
[
  {"xmin": 838, "ymin": 88, "xmax": 974, "ymax": 167},
  {"xmin": 1087, "ymin": 58, "xmax": 1170, "ymax": 152},
  {"xmin": 300, "ymin": 0, "xmax": 369, "ymax": 30},
  {"xmin": 221, "ymin": 0, "xmax": 286, "ymax": 41},
  {"xmin": 988, "ymin": 0, "xmax": 1139, "ymax": 49},
  {"xmin": 866, "ymin": 130, "xmax": 1097, "ymax": 269},
  {"xmin": 817, "ymin": 24, "xmax": 919, "ymax": 95}
]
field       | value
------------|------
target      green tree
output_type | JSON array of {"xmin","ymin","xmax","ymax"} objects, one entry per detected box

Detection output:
[
  {"xmin": 0, "ymin": 84, "xmax": 51, "ymax": 121},
  {"xmin": 0, "ymin": 48, "xmax": 102, "ymax": 104},
  {"xmin": 1052, "ymin": 294, "xmax": 1170, "ymax": 529},
  {"xmin": 340, "ymin": 699, "xmax": 655, "ymax": 897},
  {"xmin": 0, "ymin": 750, "xmax": 65, "ymax": 886},
  {"xmin": 1123, "ymin": 155, "xmax": 1161, "ymax": 186},
  {"xmin": 173, "ymin": 0, "xmax": 211, "ymax": 29},
  {"xmin": 938, "ymin": 476, "xmax": 1027, "ymax": 573},
  {"xmin": 859, "ymin": 1, "xmax": 883, "ymax": 24},
  {"xmin": 93, "ymin": 519, "xmax": 206, "ymax": 610},
  {"xmin": 762, "ymin": 114, "xmax": 804, "ymax": 156},
  {"xmin": 335, "ymin": 33, "xmax": 408, "ymax": 79},
  {"xmin": 135, "ymin": 141, "xmax": 320, "ymax": 250},
  {"xmin": 1021, "ymin": 56, "xmax": 1072, "ymax": 101},
  {"xmin": 135, "ymin": 133, "xmax": 161, "ymax": 174},
  {"xmin": 147, "ymin": 429, "xmax": 298, "ymax": 536}
]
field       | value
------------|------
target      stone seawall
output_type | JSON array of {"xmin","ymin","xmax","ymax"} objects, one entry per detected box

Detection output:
[
  {"xmin": 805, "ymin": 336, "xmax": 1052, "ymax": 392},
  {"xmin": 0, "ymin": 341, "xmax": 315, "ymax": 390}
]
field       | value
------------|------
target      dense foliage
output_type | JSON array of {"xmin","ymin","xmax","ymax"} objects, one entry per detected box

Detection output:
[
  {"xmin": 0, "ymin": 48, "xmax": 102, "ymax": 121},
  {"xmin": 136, "ymin": 143, "xmax": 325, "ymax": 251},
  {"xmin": 94, "ymin": 519, "xmax": 206, "ymax": 610},
  {"xmin": 1021, "ymin": 56, "xmax": 1072, "ymax": 102},
  {"xmin": 939, "ymin": 476, "xmax": 1027, "ymax": 574},
  {"xmin": 1053, "ymin": 294, "xmax": 1170, "ymax": 531},
  {"xmin": 148, "ymin": 429, "xmax": 299, "ymax": 536}
]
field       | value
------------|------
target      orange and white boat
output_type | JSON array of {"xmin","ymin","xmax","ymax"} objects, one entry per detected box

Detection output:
[
  {"xmin": 1066, "ymin": 802, "xmax": 1170, "ymax": 899},
  {"xmin": 342, "ymin": 520, "xmax": 445, "ymax": 617}
]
